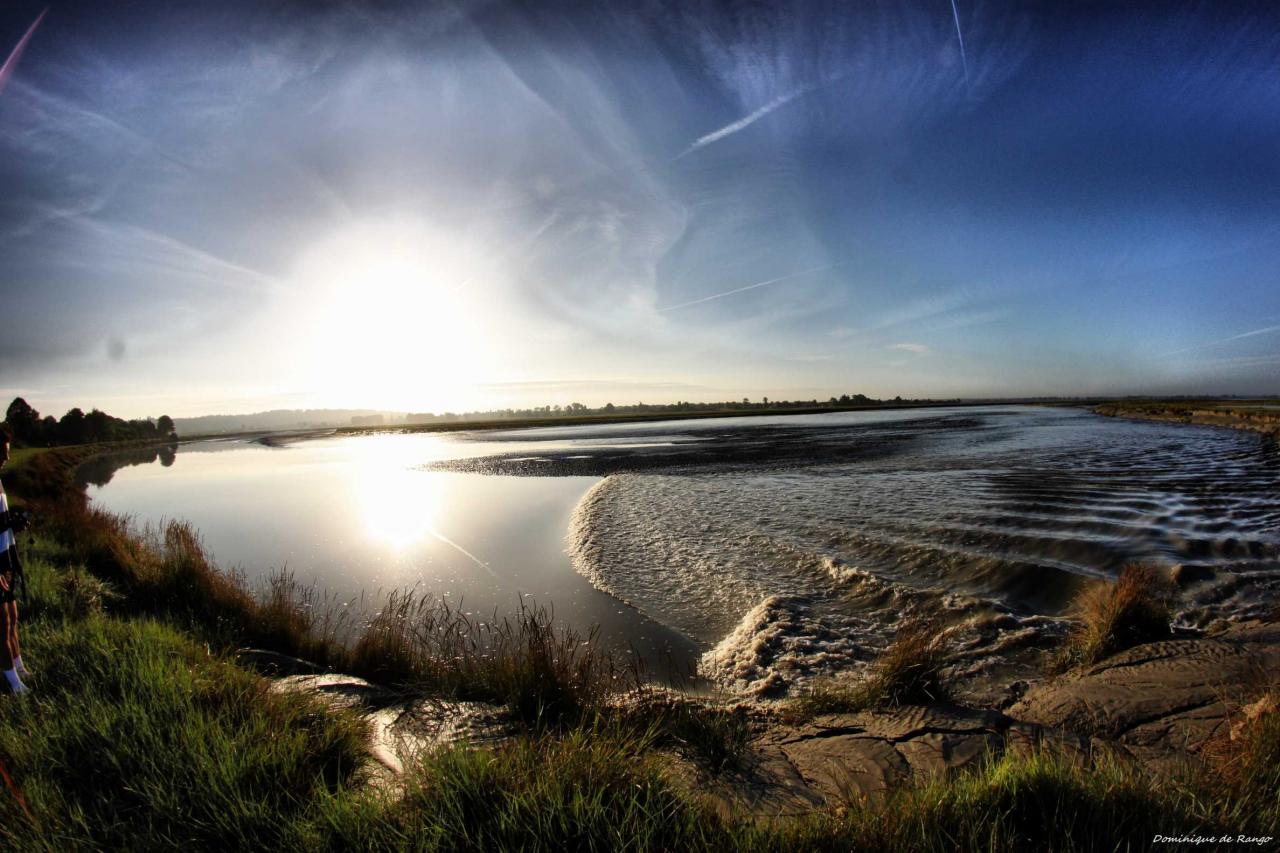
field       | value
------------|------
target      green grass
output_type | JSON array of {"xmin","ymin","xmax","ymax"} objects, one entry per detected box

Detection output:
[
  {"xmin": 0, "ymin": 616, "xmax": 369, "ymax": 851},
  {"xmin": 750, "ymin": 747, "xmax": 1220, "ymax": 853}
]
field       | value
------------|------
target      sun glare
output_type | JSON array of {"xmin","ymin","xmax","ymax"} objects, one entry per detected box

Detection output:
[
  {"xmin": 349, "ymin": 434, "xmax": 443, "ymax": 550},
  {"xmin": 292, "ymin": 220, "xmax": 502, "ymax": 412}
]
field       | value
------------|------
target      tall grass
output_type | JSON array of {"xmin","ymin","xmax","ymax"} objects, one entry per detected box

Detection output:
[
  {"xmin": 1202, "ymin": 678, "xmax": 1280, "ymax": 833},
  {"xmin": 344, "ymin": 591, "xmax": 626, "ymax": 727},
  {"xmin": 1055, "ymin": 563, "xmax": 1173, "ymax": 671}
]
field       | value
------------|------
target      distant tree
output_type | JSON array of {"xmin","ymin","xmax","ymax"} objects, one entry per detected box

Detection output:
[
  {"xmin": 58, "ymin": 408, "xmax": 87, "ymax": 444},
  {"xmin": 156, "ymin": 415, "xmax": 175, "ymax": 436},
  {"xmin": 40, "ymin": 415, "xmax": 57, "ymax": 445},
  {"xmin": 85, "ymin": 409, "xmax": 112, "ymax": 442},
  {"xmin": 5, "ymin": 398, "xmax": 41, "ymax": 446}
]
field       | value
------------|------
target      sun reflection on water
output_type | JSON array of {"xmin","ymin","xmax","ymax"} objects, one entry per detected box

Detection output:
[{"xmin": 350, "ymin": 435, "xmax": 443, "ymax": 550}]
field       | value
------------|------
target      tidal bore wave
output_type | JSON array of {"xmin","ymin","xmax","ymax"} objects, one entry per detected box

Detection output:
[{"xmin": 563, "ymin": 408, "xmax": 1280, "ymax": 696}]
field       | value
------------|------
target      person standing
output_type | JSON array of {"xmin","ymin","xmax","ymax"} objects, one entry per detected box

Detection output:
[{"xmin": 0, "ymin": 425, "xmax": 30, "ymax": 695}]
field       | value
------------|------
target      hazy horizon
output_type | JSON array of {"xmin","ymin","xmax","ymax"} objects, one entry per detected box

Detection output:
[{"xmin": 3, "ymin": 1, "xmax": 1280, "ymax": 420}]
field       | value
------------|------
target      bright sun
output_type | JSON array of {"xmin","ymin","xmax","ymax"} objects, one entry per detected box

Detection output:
[{"xmin": 290, "ymin": 219, "xmax": 503, "ymax": 412}]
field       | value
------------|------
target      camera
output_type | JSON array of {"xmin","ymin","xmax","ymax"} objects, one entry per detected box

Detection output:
[{"xmin": 1, "ymin": 508, "xmax": 32, "ymax": 534}]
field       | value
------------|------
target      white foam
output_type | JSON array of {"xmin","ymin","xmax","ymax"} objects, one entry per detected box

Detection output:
[{"xmin": 698, "ymin": 596, "xmax": 876, "ymax": 697}]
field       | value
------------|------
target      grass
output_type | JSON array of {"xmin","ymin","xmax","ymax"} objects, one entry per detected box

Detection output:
[
  {"xmin": 784, "ymin": 618, "xmax": 950, "ymax": 721},
  {"xmin": 0, "ymin": 614, "xmax": 369, "ymax": 851},
  {"xmin": 1201, "ymin": 677, "xmax": 1280, "ymax": 833},
  {"xmin": 338, "ymin": 727, "xmax": 724, "ymax": 852},
  {"xmin": 610, "ymin": 689, "xmax": 753, "ymax": 772},
  {"xmin": 1054, "ymin": 563, "xmax": 1173, "ymax": 672},
  {"xmin": 343, "ymin": 591, "xmax": 623, "ymax": 729},
  {"xmin": 751, "ymin": 747, "xmax": 1215, "ymax": 853},
  {"xmin": 296, "ymin": 729, "xmax": 1225, "ymax": 853}
]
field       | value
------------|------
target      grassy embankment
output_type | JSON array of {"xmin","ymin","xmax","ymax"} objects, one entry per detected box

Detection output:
[
  {"xmin": 0, "ymin": 444, "xmax": 1276, "ymax": 850},
  {"xmin": 1094, "ymin": 399, "xmax": 1280, "ymax": 437}
]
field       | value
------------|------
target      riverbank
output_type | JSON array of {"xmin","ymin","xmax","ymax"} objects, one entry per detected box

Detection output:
[
  {"xmin": 1, "ymin": 444, "xmax": 1277, "ymax": 849},
  {"xmin": 184, "ymin": 398, "xmax": 1067, "ymax": 444},
  {"xmin": 1094, "ymin": 400, "xmax": 1280, "ymax": 437}
]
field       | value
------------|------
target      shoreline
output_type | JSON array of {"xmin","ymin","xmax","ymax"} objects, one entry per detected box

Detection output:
[{"xmin": 1094, "ymin": 401, "xmax": 1280, "ymax": 437}]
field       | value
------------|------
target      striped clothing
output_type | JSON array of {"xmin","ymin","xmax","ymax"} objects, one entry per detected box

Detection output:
[{"xmin": 0, "ymin": 481, "xmax": 12, "ymax": 553}]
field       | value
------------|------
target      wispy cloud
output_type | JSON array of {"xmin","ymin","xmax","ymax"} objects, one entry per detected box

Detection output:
[
  {"xmin": 479, "ymin": 379, "xmax": 714, "ymax": 397},
  {"xmin": 1162, "ymin": 323, "xmax": 1280, "ymax": 357},
  {"xmin": 8, "ymin": 80, "xmax": 202, "ymax": 174},
  {"xmin": 1182, "ymin": 352, "xmax": 1280, "ymax": 370},
  {"xmin": 656, "ymin": 265, "xmax": 831, "ymax": 312},
  {"xmin": 888, "ymin": 342, "xmax": 931, "ymax": 355}
]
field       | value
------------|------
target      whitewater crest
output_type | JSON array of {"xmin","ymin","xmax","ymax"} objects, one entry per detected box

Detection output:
[
  {"xmin": 567, "ymin": 474, "xmax": 1076, "ymax": 696},
  {"xmin": 699, "ymin": 596, "xmax": 876, "ymax": 697}
]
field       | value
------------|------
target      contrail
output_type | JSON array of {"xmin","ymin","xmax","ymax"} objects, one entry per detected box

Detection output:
[
  {"xmin": 428, "ymin": 529, "xmax": 496, "ymax": 577},
  {"xmin": 0, "ymin": 7, "xmax": 48, "ymax": 96},
  {"xmin": 1162, "ymin": 323, "xmax": 1280, "ymax": 357},
  {"xmin": 675, "ymin": 88, "xmax": 805, "ymax": 159},
  {"xmin": 657, "ymin": 265, "xmax": 832, "ymax": 312},
  {"xmin": 948, "ymin": 0, "xmax": 969, "ymax": 83}
]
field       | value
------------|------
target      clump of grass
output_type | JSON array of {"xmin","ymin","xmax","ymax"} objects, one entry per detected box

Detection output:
[
  {"xmin": 249, "ymin": 570, "xmax": 351, "ymax": 665},
  {"xmin": 59, "ymin": 565, "xmax": 121, "ymax": 618},
  {"xmin": 785, "ymin": 618, "xmax": 949, "ymax": 722},
  {"xmin": 1054, "ymin": 564, "xmax": 1173, "ymax": 672},
  {"xmin": 346, "ymin": 591, "xmax": 626, "ymax": 728}
]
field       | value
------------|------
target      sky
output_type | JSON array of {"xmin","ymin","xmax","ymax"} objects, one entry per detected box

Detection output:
[{"xmin": 1, "ymin": 0, "xmax": 1279, "ymax": 419}]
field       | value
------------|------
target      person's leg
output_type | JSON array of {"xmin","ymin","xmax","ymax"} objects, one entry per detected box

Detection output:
[
  {"xmin": 6, "ymin": 600, "xmax": 24, "ymax": 677},
  {"xmin": 0, "ymin": 598, "xmax": 11, "ymax": 672},
  {"xmin": 0, "ymin": 578, "xmax": 24, "ymax": 693}
]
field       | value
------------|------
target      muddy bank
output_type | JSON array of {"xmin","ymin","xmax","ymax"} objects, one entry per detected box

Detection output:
[
  {"xmin": 243, "ymin": 619, "xmax": 1280, "ymax": 819},
  {"xmin": 670, "ymin": 620, "xmax": 1280, "ymax": 818}
]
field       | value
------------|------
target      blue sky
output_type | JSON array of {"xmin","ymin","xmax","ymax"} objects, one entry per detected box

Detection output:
[{"xmin": 1, "ymin": 1, "xmax": 1278, "ymax": 418}]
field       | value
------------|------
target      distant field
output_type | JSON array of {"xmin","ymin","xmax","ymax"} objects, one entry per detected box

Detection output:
[{"xmin": 332, "ymin": 399, "xmax": 1066, "ymax": 440}]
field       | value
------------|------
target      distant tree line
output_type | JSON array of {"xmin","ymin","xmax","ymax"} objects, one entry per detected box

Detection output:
[
  {"xmin": 3, "ymin": 397, "xmax": 176, "ymax": 448},
  {"xmin": 402, "ymin": 393, "xmax": 932, "ymax": 424}
]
